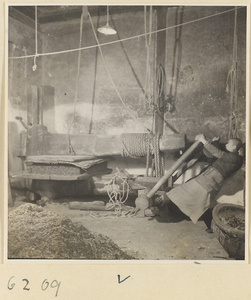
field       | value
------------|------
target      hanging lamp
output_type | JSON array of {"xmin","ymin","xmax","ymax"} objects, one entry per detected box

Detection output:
[{"xmin": 97, "ymin": 6, "xmax": 117, "ymax": 35}]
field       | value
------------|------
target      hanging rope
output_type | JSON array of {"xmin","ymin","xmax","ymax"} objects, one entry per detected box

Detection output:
[
  {"xmin": 153, "ymin": 134, "xmax": 164, "ymax": 178},
  {"xmin": 32, "ymin": 6, "xmax": 38, "ymax": 71},
  {"xmin": 155, "ymin": 65, "xmax": 165, "ymax": 114},
  {"xmin": 67, "ymin": 7, "xmax": 85, "ymax": 154},
  {"xmin": 9, "ymin": 7, "xmax": 243, "ymax": 61},
  {"xmin": 167, "ymin": 6, "xmax": 183, "ymax": 111},
  {"xmin": 88, "ymin": 11, "xmax": 150, "ymax": 131},
  {"xmin": 88, "ymin": 14, "xmax": 100, "ymax": 134},
  {"xmin": 144, "ymin": 6, "xmax": 153, "ymax": 107},
  {"xmin": 145, "ymin": 131, "xmax": 153, "ymax": 176},
  {"xmin": 226, "ymin": 7, "xmax": 239, "ymax": 139},
  {"xmin": 88, "ymin": 12, "xmax": 132, "ymax": 113}
]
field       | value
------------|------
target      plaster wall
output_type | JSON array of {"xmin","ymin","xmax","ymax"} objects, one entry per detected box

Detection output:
[
  {"xmin": 40, "ymin": 6, "xmax": 246, "ymax": 141},
  {"xmin": 8, "ymin": 6, "xmax": 247, "ymax": 178}
]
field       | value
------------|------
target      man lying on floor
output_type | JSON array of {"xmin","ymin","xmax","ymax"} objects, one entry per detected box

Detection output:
[{"xmin": 155, "ymin": 134, "xmax": 243, "ymax": 233}]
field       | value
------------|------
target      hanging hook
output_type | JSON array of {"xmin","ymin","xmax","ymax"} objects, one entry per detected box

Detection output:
[{"xmin": 32, "ymin": 55, "xmax": 37, "ymax": 71}]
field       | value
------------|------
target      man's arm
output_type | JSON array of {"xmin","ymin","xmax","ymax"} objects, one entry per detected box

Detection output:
[{"xmin": 195, "ymin": 134, "xmax": 224, "ymax": 158}]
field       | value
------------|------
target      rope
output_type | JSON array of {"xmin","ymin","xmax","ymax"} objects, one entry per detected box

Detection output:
[
  {"xmin": 226, "ymin": 7, "xmax": 239, "ymax": 139},
  {"xmin": 145, "ymin": 132, "xmax": 152, "ymax": 176},
  {"xmin": 165, "ymin": 8, "xmax": 169, "ymax": 86},
  {"xmin": 67, "ymin": 7, "xmax": 85, "ymax": 154},
  {"xmin": 88, "ymin": 14, "xmax": 100, "ymax": 134},
  {"xmin": 155, "ymin": 65, "xmax": 165, "ymax": 114},
  {"xmin": 144, "ymin": 6, "xmax": 153, "ymax": 107},
  {"xmin": 105, "ymin": 170, "xmax": 135, "ymax": 216},
  {"xmin": 9, "ymin": 7, "xmax": 243, "ymax": 60},
  {"xmin": 154, "ymin": 134, "xmax": 164, "ymax": 177},
  {"xmin": 32, "ymin": 6, "xmax": 38, "ymax": 71},
  {"xmin": 88, "ymin": 12, "xmax": 151, "ymax": 131},
  {"xmin": 89, "ymin": 13, "xmax": 141, "ymax": 121},
  {"xmin": 121, "ymin": 133, "xmax": 153, "ymax": 158},
  {"xmin": 167, "ymin": 6, "xmax": 183, "ymax": 110},
  {"xmin": 88, "ymin": 12, "xmax": 128, "ymax": 112}
]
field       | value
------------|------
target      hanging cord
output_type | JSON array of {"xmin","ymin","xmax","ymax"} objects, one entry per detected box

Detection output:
[
  {"xmin": 155, "ymin": 65, "xmax": 165, "ymax": 114},
  {"xmin": 144, "ymin": 6, "xmax": 153, "ymax": 107},
  {"xmin": 165, "ymin": 8, "xmax": 169, "ymax": 88},
  {"xmin": 10, "ymin": 7, "xmax": 243, "ymax": 61},
  {"xmin": 153, "ymin": 134, "xmax": 164, "ymax": 178},
  {"xmin": 144, "ymin": 3, "xmax": 155, "ymax": 176},
  {"xmin": 9, "ymin": 43, "xmax": 16, "ymax": 94},
  {"xmin": 88, "ymin": 13, "xmax": 100, "ymax": 134},
  {"xmin": 32, "ymin": 6, "xmax": 38, "ymax": 71},
  {"xmin": 167, "ymin": 6, "xmax": 183, "ymax": 110},
  {"xmin": 145, "ymin": 131, "xmax": 153, "ymax": 176},
  {"xmin": 88, "ymin": 11, "xmax": 150, "ymax": 131},
  {"xmin": 226, "ymin": 7, "xmax": 239, "ymax": 139},
  {"xmin": 67, "ymin": 7, "xmax": 85, "ymax": 154},
  {"xmin": 88, "ymin": 12, "xmax": 133, "ymax": 113}
]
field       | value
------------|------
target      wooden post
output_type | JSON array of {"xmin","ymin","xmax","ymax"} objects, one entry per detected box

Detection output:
[
  {"xmin": 152, "ymin": 7, "xmax": 168, "ymax": 178},
  {"xmin": 26, "ymin": 86, "xmax": 54, "ymax": 156},
  {"xmin": 153, "ymin": 7, "xmax": 167, "ymax": 135}
]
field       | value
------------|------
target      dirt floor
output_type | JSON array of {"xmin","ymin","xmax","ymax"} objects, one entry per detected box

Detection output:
[{"xmin": 8, "ymin": 196, "xmax": 230, "ymax": 261}]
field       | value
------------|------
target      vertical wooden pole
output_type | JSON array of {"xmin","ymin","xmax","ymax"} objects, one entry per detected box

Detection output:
[
  {"xmin": 26, "ymin": 85, "xmax": 54, "ymax": 156},
  {"xmin": 153, "ymin": 7, "xmax": 167, "ymax": 179}
]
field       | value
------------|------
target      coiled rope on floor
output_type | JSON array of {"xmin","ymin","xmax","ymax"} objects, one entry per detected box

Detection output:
[{"xmin": 105, "ymin": 170, "xmax": 136, "ymax": 217}]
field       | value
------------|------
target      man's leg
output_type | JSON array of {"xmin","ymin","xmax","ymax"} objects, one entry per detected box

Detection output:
[
  {"xmin": 154, "ymin": 194, "xmax": 187, "ymax": 220},
  {"xmin": 201, "ymin": 208, "xmax": 213, "ymax": 232}
]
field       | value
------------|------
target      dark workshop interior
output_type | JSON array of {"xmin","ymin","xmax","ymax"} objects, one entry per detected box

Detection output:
[{"xmin": 7, "ymin": 5, "xmax": 246, "ymax": 260}]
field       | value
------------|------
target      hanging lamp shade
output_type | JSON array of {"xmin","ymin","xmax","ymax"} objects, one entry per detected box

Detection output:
[{"xmin": 97, "ymin": 6, "xmax": 117, "ymax": 35}]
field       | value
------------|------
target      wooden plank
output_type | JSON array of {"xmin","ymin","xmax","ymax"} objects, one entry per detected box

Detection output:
[
  {"xmin": 11, "ymin": 172, "xmax": 90, "ymax": 181},
  {"xmin": 68, "ymin": 201, "xmax": 107, "ymax": 211},
  {"xmin": 43, "ymin": 133, "xmax": 185, "ymax": 156},
  {"xmin": 44, "ymin": 133, "xmax": 97, "ymax": 155},
  {"xmin": 94, "ymin": 136, "xmax": 123, "ymax": 156},
  {"xmin": 159, "ymin": 134, "xmax": 185, "ymax": 151},
  {"xmin": 26, "ymin": 155, "xmax": 97, "ymax": 162}
]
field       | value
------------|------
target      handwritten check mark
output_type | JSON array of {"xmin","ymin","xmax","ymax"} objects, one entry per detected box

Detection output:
[{"xmin": 118, "ymin": 275, "xmax": 131, "ymax": 284}]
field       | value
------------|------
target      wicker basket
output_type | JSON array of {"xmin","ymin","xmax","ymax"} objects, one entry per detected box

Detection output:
[{"xmin": 212, "ymin": 203, "xmax": 245, "ymax": 260}]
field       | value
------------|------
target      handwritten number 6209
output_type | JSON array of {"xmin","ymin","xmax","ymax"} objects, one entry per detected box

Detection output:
[{"xmin": 7, "ymin": 276, "xmax": 61, "ymax": 297}]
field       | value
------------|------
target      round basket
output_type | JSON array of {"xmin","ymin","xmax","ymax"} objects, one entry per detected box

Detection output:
[{"xmin": 212, "ymin": 203, "xmax": 245, "ymax": 260}]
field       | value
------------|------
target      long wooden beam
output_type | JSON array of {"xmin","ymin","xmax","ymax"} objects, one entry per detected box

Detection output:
[{"xmin": 146, "ymin": 140, "xmax": 201, "ymax": 198}]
